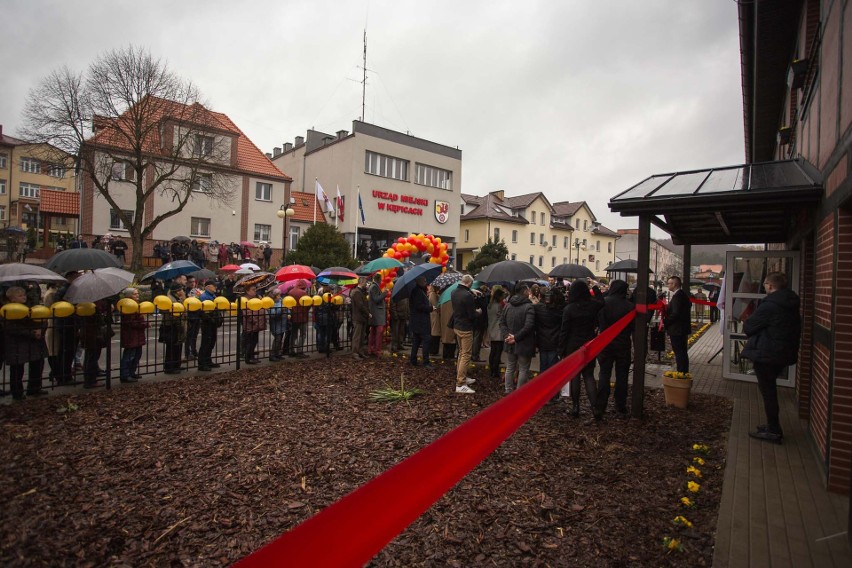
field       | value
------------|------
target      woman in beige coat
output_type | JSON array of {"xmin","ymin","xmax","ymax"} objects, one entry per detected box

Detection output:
[
  {"xmin": 428, "ymin": 286, "xmax": 441, "ymax": 356},
  {"xmin": 439, "ymin": 293, "xmax": 456, "ymax": 360}
]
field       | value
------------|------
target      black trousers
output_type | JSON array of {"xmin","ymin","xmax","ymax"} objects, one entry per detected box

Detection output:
[
  {"xmin": 185, "ymin": 318, "xmax": 200, "ymax": 357},
  {"xmin": 669, "ymin": 334, "xmax": 689, "ymax": 372},
  {"xmin": 243, "ymin": 331, "xmax": 259, "ymax": 361},
  {"xmin": 198, "ymin": 324, "xmax": 217, "ymax": 366},
  {"xmin": 410, "ymin": 332, "xmax": 431, "ymax": 364},
  {"xmin": 489, "ymin": 340, "xmax": 504, "ymax": 378},
  {"xmin": 754, "ymin": 361, "xmax": 784, "ymax": 434},
  {"xmin": 597, "ymin": 349, "xmax": 631, "ymax": 413},
  {"xmin": 164, "ymin": 342, "xmax": 183, "ymax": 371},
  {"xmin": 570, "ymin": 360, "xmax": 597, "ymax": 409},
  {"xmin": 9, "ymin": 359, "xmax": 45, "ymax": 397}
]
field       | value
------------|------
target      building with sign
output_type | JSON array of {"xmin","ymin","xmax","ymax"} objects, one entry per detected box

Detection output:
[
  {"xmin": 270, "ymin": 121, "xmax": 462, "ymax": 262},
  {"xmin": 457, "ymin": 191, "xmax": 619, "ymax": 277}
]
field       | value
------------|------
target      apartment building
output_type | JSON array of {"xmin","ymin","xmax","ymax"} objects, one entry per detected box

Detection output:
[
  {"xmin": 271, "ymin": 121, "xmax": 462, "ymax": 260},
  {"xmin": 458, "ymin": 191, "xmax": 619, "ymax": 277},
  {"xmin": 80, "ymin": 98, "xmax": 292, "ymax": 266},
  {"xmin": 615, "ymin": 228, "xmax": 683, "ymax": 281},
  {"xmin": 0, "ymin": 125, "xmax": 78, "ymax": 247}
]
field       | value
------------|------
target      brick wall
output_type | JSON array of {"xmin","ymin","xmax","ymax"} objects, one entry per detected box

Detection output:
[
  {"xmin": 814, "ymin": 215, "xmax": 834, "ymax": 328},
  {"xmin": 830, "ymin": 207, "xmax": 852, "ymax": 493},
  {"xmin": 813, "ymin": 342, "xmax": 831, "ymax": 457}
]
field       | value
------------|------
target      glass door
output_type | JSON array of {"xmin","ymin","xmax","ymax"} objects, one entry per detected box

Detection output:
[{"xmin": 722, "ymin": 250, "xmax": 799, "ymax": 386}]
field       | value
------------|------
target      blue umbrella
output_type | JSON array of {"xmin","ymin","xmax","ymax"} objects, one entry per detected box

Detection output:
[
  {"xmin": 141, "ymin": 260, "xmax": 201, "ymax": 282},
  {"xmin": 390, "ymin": 263, "xmax": 443, "ymax": 302},
  {"xmin": 438, "ymin": 280, "xmax": 483, "ymax": 306}
]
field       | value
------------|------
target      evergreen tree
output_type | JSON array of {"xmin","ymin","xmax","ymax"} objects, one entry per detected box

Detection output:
[
  {"xmin": 287, "ymin": 224, "xmax": 357, "ymax": 269},
  {"xmin": 466, "ymin": 237, "xmax": 509, "ymax": 274}
]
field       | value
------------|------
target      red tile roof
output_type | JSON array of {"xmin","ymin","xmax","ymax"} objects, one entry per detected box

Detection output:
[
  {"xmin": 87, "ymin": 97, "xmax": 291, "ymax": 182},
  {"xmin": 40, "ymin": 189, "xmax": 80, "ymax": 216},
  {"xmin": 290, "ymin": 191, "xmax": 326, "ymax": 223}
]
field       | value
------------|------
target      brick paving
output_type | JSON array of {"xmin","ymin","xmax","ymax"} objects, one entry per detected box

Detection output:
[{"xmin": 672, "ymin": 324, "xmax": 851, "ymax": 567}]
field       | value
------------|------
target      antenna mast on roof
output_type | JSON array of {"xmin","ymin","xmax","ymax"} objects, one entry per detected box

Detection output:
[{"xmin": 361, "ymin": 30, "xmax": 367, "ymax": 122}]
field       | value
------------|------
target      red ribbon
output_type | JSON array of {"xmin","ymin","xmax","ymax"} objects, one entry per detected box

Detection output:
[{"xmin": 236, "ymin": 309, "xmax": 637, "ymax": 567}]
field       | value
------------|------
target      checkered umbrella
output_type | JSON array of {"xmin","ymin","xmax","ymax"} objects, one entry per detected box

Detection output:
[{"xmin": 430, "ymin": 271, "xmax": 462, "ymax": 292}]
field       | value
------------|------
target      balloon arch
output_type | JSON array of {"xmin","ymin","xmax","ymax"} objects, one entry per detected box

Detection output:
[{"xmin": 379, "ymin": 234, "xmax": 450, "ymax": 291}]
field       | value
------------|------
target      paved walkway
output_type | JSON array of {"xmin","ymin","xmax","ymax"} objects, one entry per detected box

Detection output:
[{"xmin": 667, "ymin": 324, "xmax": 852, "ymax": 567}]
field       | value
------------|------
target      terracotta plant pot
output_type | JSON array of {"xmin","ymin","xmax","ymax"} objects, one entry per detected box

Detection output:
[{"xmin": 662, "ymin": 376, "xmax": 693, "ymax": 409}]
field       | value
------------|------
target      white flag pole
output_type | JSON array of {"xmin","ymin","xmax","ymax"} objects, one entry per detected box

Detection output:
[
  {"xmin": 313, "ymin": 178, "xmax": 318, "ymax": 226},
  {"xmin": 353, "ymin": 185, "xmax": 359, "ymax": 258},
  {"xmin": 335, "ymin": 185, "xmax": 339, "ymax": 229}
]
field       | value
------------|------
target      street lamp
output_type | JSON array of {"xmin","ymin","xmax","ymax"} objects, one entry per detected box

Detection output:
[
  {"xmin": 276, "ymin": 200, "xmax": 295, "ymax": 265},
  {"xmin": 574, "ymin": 237, "xmax": 585, "ymax": 265}
]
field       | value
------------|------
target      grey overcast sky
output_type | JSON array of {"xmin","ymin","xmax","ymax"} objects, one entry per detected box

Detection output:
[{"xmin": 0, "ymin": 0, "xmax": 745, "ymax": 233}]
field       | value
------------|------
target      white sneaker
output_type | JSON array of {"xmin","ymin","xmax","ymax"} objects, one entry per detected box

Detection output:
[
  {"xmin": 455, "ymin": 385, "xmax": 475, "ymax": 394},
  {"xmin": 464, "ymin": 377, "xmax": 476, "ymax": 385}
]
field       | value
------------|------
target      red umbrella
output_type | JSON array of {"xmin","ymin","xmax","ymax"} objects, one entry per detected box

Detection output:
[
  {"xmin": 220, "ymin": 264, "xmax": 241, "ymax": 272},
  {"xmin": 240, "ymin": 241, "xmax": 256, "ymax": 248},
  {"xmin": 276, "ymin": 265, "xmax": 316, "ymax": 282}
]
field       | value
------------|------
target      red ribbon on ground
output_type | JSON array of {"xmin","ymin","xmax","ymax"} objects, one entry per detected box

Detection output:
[{"xmin": 236, "ymin": 309, "xmax": 638, "ymax": 567}]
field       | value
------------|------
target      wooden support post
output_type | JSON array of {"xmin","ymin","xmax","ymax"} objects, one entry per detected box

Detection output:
[{"xmin": 631, "ymin": 215, "xmax": 651, "ymax": 419}]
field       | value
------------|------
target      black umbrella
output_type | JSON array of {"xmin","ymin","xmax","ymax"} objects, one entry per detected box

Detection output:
[
  {"xmin": 549, "ymin": 263, "xmax": 594, "ymax": 279},
  {"xmin": 172, "ymin": 236, "xmax": 192, "ymax": 243},
  {"xmin": 189, "ymin": 268, "xmax": 216, "ymax": 281},
  {"xmin": 0, "ymin": 263, "xmax": 68, "ymax": 283},
  {"xmin": 2, "ymin": 226, "xmax": 27, "ymax": 235},
  {"xmin": 604, "ymin": 259, "xmax": 654, "ymax": 274},
  {"xmin": 390, "ymin": 263, "xmax": 443, "ymax": 302},
  {"xmin": 45, "ymin": 248, "xmax": 122, "ymax": 274},
  {"xmin": 475, "ymin": 260, "xmax": 546, "ymax": 284}
]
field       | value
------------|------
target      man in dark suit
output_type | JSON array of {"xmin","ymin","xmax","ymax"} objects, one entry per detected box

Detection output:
[{"xmin": 664, "ymin": 276, "xmax": 692, "ymax": 373}]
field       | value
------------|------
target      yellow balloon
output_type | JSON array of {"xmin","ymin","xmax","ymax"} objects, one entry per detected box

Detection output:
[
  {"xmin": 261, "ymin": 296, "xmax": 274, "ymax": 309},
  {"xmin": 51, "ymin": 301, "xmax": 75, "ymax": 318},
  {"xmin": 299, "ymin": 295, "xmax": 314, "ymax": 307},
  {"xmin": 322, "ymin": 292, "xmax": 333, "ymax": 303},
  {"xmin": 76, "ymin": 302, "xmax": 97, "ymax": 317},
  {"xmin": 138, "ymin": 301, "xmax": 155, "ymax": 314},
  {"xmin": 239, "ymin": 296, "xmax": 249, "ymax": 309},
  {"xmin": 332, "ymin": 295, "xmax": 344, "ymax": 305},
  {"xmin": 229, "ymin": 302, "xmax": 238, "ymax": 316},
  {"xmin": 214, "ymin": 296, "xmax": 230, "ymax": 310},
  {"xmin": 283, "ymin": 296, "xmax": 297, "ymax": 308},
  {"xmin": 202, "ymin": 299, "xmax": 216, "ymax": 312},
  {"xmin": 30, "ymin": 305, "xmax": 51, "ymax": 319},
  {"xmin": 312, "ymin": 295, "xmax": 323, "ymax": 306},
  {"xmin": 116, "ymin": 298, "xmax": 139, "ymax": 314},
  {"xmin": 0, "ymin": 302, "xmax": 29, "ymax": 320},
  {"xmin": 170, "ymin": 302, "xmax": 185, "ymax": 314},
  {"xmin": 154, "ymin": 295, "xmax": 173, "ymax": 311},
  {"xmin": 183, "ymin": 297, "xmax": 202, "ymax": 312},
  {"xmin": 247, "ymin": 297, "xmax": 262, "ymax": 311}
]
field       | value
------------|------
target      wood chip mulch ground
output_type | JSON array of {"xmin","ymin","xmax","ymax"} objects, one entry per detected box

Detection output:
[{"xmin": 1, "ymin": 354, "xmax": 732, "ymax": 567}]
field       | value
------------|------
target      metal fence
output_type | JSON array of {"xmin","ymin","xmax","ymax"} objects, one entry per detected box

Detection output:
[{"xmin": 0, "ymin": 304, "xmax": 353, "ymax": 397}]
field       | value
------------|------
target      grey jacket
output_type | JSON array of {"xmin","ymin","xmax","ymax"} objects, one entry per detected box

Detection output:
[
  {"xmin": 499, "ymin": 294, "xmax": 536, "ymax": 358},
  {"xmin": 368, "ymin": 282, "xmax": 389, "ymax": 326}
]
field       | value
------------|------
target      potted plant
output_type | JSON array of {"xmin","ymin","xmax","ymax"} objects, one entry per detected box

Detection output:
[{"xmin": 662, "ymin": 370, "xmax": 693, "ymax": 408}]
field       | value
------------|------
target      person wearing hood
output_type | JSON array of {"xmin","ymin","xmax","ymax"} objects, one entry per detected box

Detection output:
[
  {"xmin": 499, "ymin": 282, "xmax": 536, "ymax": 394},
  {"xmin": 559, "ymin": 279, "xmax": 604, "ymax": 417},
  {"xmin": 742, "ymin": 272, "xmax": 801, "ymax": 444},
  {"xmin": 596, "ymin": 280, "xmax": 634, "ymax": 419},
  {"xmin": 534, "ymin": 286, "xmax": 565, "ymax": 377}
]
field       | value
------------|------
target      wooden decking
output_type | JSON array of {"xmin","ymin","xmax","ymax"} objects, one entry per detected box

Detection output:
[{"xmin": 673, "ymin": 324, "xmax": 851, "ymax": 567}]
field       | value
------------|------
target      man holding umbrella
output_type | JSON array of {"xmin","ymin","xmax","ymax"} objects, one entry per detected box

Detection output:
[
  {"xmin": 451, "ymin": 274, "xmax": 479, "ymax": 394},
  {"xmin": 408, "ymin": 276, "xmax": 433, "ymax": 367}
]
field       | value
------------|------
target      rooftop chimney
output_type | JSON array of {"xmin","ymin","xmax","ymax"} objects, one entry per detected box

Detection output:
[
  {"xmin": 273, "ymin": 147, "xmax": 282, "ymax": 157},
  {"xmin": 283, "ymin": 142, "xmax": 293, "ymax": 152},
  {"xmin": 295, "ymin": 136, "xmax": 304, "ymax": 146},
  {"xmin": 336, "ymin": 130, "xmax": 348, "ymax": 139},
  {"xmin": 265, "ymin": 152, "xmax": 272, "ymax": 159}
]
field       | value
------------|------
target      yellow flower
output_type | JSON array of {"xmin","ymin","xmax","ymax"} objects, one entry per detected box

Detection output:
[
  {"xmin": 693, "ymin": 457, "xmax": 705, "ymax": 466},
  {"xmin": 680, "ymin": 497, "xmax": 694, "ymax": 507},
  {"xmin": 692, "ymin": 443, "xmax": 710, "ymax": 454},
  {"xmin": 688, "ymin": 481, "xmax": 700, "ymax": 493},
  {"xmin": 662, "ymin": 537, "xmax": 683, "ymax": 552},
  {"xmin": 673, "ymin": 515, "xmax": 693, "ymax": 528},
  {"xmin": 686, "ymin": 466, "xmax": 703, "ymax": 478}
]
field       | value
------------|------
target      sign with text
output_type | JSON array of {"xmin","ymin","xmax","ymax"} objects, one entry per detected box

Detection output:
[{"xmin": 371, "ymin": 190, "xmax": 427, "ymax": 217}]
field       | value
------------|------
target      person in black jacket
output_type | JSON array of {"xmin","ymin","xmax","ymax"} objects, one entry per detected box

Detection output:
[
  {"xmin": 451, "ymin": 274, "xmax": 479, "ymax": 393},
  {"xmin": 559, "ymin": 279, "xmax": 604, "ymax": 417},
  {"xmin": 742, "ymin": 272, "xmax": 801, "ymax": 443},
  {"xmin": 500, "ymin": 283, "xmax": 536, "ymax": 394},
  {"xmin": 409, "ymin": 276, "xmax": 434, "ymax": 367},
  {"xmin": 535, "ymin": 287, "xmax": 564, "ymax": 375},
  {"xmin": 664, "ymin": 276, "xmax": 692, "ymax": 373},
  {"xmin": 596, "ymin": 280, "xmax": 634, "ymax": 419}
]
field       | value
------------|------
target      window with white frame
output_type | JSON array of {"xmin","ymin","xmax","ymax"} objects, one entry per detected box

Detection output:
[
  {"xmin": 575, "ymin": 219, "xmax": 580, "ymax": 229},
  {"xmin": 415, "ymin": 163, "xmax": 452, "ymax": 190},
  {"xmin": 0, "ymin": 154, "xmax": 6, "ymax": 168},
  {"xmin": 365, "ymin": 150, "xmax": 409, "ymax": 181},
  {"xmin": 541, "ymin": 213, "xmax": 545, "ymax": 226},
  {"xmin": 20, "ymin": 157, "xmax": 40, "ymax": 173},
  {"xmin": 464, "ymin": 229, "xmax": 469, "ymax": 242},
  {"xmin": 531, "ymin": 211, "xmax": 536, "ymax": 223},
  {"xmin": 538, "ymin": 256, "xmax": 543, "ymax": 267},
  {"xmin": 564, "ymin": 236, "xmax": 569, "ymax": 248},
  {"xmin": 47, "ymin": 164, "xmax": 66, "ymax": 178},
  {"xmin": 193, "ymin": 134, "xmax": 214, "ymax": 157},
  {"xmin": 551, "ymin": 256, "xmax": 556, "ymax": 267},
  {"xmin": 608, "ymin": 242, "xmax": 612, "ymax": 253},
  {"xmin": 289, "ymin": 225, "xmax": 300, "ymax": 249},
  {"xmin": 0, "ymin": 180, "xmax": 5, "ymax": 195},
  {"xmin": 529, "ymin": 255, "xmax": 534, "ymax": 264},
  {"xmin": 109, "ymin": 209, "xmax": 133, "ymax": 230},
  {"xmin": 512, "ymin": 230, "xmax": 517, "ymax": 243},
  {"xmin": 191, "ymin": 217, "xmax": 211, "ymax": 237},
  {"xmin": 511, "ymin": 253, "xmax": 517, "ymax": 261},
  {"xmin": 0, "ymin": 206, "xmax": 6, "ymax": 221},
  {"xmin": 55, "ymin": 217, "xmax": 67, "ymax": 226},
  {"xmin": 255, "ymin": 182, "xmax": 272, "ymax": 201},
  {"xmin": 191, "ymin": 173, "xmax": 212, "ymax": 193},
  {"xmin": 596, "ymin": 240, "xmax": 601, "ymax": 251},
  {"xmin": 493, "ymin": 227, "xmax": 500, "ymax": 241},
  {"xmin": 563, "ymin": 257, "xmax": 567, "ymax": 264},
  {"xmin": 111, "ymin": 161, "xmax": 136, "ymax": 182},
  {"xmin": 583, "ymin": 220, "xmax": 588, "ymax": 231},
  {"xmin": 552, "ymin": 235, "xmax": 556, "ymax": 246},
  {"xmin": 254, "ymin": 223, "xmax": 271, "ymax": 242},
  {"xmin": 530, "ymin": 232, "xmax": 535, "ymax": 244},
  {"xmin": 19, "ymin": 182, "xmax": 40, "ymax": 199},
  {"xmin": 539, "ymin": 233, "xmax": 546, "ymax": 245},
  {"xmin": 596, "ymin": 260, "xmax": 600, "ymax": 271}
]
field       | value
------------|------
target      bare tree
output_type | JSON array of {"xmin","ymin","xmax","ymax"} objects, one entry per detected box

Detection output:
[{"xmin": 21, "ymin": 46, "xmax": 236, "ymax": 271}]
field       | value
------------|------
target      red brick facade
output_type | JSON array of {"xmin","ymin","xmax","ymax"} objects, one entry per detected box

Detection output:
[
  {"xmin": 797, "ymin": 234, "xmax": 814, "ymax": 419},
  {"xmin": 814, "ymin": 215, "xmax": 834, "ymax": 329},
  {"xmin": 829, "ymin": 207, "xmax": 852, "ymax": 492}
]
